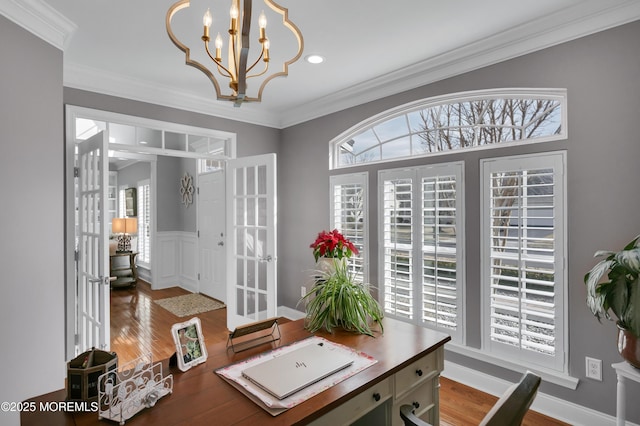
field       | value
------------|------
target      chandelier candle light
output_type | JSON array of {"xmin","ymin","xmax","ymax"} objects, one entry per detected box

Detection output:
[{"xmin": 166, "ymin": 0, "xmax": 304, "ymax": 106}]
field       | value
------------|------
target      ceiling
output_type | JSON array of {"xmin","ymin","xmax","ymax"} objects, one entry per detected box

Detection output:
[{"xmin": 4, "ymin": 0, "xmax": 640, "ymax": 128}]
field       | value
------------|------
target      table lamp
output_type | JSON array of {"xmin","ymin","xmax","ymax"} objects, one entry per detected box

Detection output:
[{"xmin": 112, "ymin": 217, "xmax": 138, "ymax": 253}]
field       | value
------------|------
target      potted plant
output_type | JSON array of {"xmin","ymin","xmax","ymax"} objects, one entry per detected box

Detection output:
[
  {"xmin": 300, "ymin": 230, "xmax": 384, "ymax": 337},
  {"xmin": 584, "ymin": 234, "xmax": 640, "ymax": 367}
]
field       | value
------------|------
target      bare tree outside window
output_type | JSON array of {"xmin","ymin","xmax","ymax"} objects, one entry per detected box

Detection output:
[
  {"xmin": 333, "ymin": 92, "xmax": 564, "ymax": 169},
  {"xmin": 415, "ymin": 99, "xmax": 561, "ymax": 153}
]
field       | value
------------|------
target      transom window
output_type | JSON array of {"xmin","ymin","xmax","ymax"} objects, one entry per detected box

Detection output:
[{"xmin": 330, "ymin": 89, "xmax": 566, "ymax": 169}]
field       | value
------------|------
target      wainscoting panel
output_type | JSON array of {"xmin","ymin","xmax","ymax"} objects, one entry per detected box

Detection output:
[
  {"xmin": 179, "ymin": 234, "xmax": 198, "ymax": 292},
  {"xmin": 154, "ymin": 231, "xmax": 198, "ymax": 291}
]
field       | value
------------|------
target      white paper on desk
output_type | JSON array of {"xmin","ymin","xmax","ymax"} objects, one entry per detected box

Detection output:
[{"xmin": 215, "ymin": 336, "xmax": 377, "ymax": 416}]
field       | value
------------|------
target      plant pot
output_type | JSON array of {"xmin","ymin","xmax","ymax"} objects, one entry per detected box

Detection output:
[
  {"xmin": 617, "ymin": 323, "xmax": 640, "ymax": 369},
  {"xmin": 316, "ymin": 257, "xmax": 347, "ymax": 275}
]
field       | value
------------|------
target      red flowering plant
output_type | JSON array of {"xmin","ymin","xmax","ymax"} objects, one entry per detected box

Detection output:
[{"xmin": 309, "ymin": 229, "xmax": 359, "ymax": 262}]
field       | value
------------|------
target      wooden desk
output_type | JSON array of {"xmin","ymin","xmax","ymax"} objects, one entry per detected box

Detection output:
[{"xmin": 22, "ymin": 318, "xmax": 450, "ymax": 426}]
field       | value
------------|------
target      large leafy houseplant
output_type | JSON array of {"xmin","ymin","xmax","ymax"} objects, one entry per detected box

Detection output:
[
  {"xmin": 584, "ymin": 234, "xmax": 640, "ymax": 337},
  {"xmin": 299, "ymin": 259, "xmax": 384, "ymax": 337}
]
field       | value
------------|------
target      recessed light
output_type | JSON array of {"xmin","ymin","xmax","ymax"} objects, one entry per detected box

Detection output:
[
  {"xmin": 305, "ymin": 54, "xmax": 324, "ymax": 64},
  {"xmin": 139, "ymin": 140, "xmax": 148, "ymax": 145}
]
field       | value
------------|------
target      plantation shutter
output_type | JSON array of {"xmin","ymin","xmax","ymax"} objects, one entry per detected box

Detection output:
[
  {"xmin": 137, "ymin": 181, "xmax": 151, "ymax": 265},
  {"xmin": 421, "ymin": 165, "xmax": 463, "ymax": 338},
  {"xmin": 380, "ymin": 163, "xmax": 464, "ymax": 341},
  {"xmin": 381, "ymin": 174, "xmax": 414, "ymax": 319},
  {"xmin": 330, "ymin": 173, "xmax": 368, "ymax": 283},
  {"xmin": 482, "ymin": 153, "xmax": 566, "ymax": 370},
  {"xmin": 118, "ymin": 188, "xmax": 126, "ymax": 218}
]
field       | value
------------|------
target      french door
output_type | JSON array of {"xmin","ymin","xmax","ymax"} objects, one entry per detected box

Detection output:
[
  {"xmin": 226, "ymin": 154, "xmax": 277, "ymax": 330},
  {"xmin": 76, "ymin": 131, "xmax": 110, "ymax": 351}
]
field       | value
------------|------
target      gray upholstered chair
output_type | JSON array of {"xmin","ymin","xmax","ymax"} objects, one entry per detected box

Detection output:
[{"xmin": 400, "ymin": 372, "xmax": 541, "ymax": 426}]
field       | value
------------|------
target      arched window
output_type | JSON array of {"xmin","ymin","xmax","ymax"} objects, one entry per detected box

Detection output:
[{"xmin": 330, "ymin": 88, "xmax": 566, "ymax": 169}]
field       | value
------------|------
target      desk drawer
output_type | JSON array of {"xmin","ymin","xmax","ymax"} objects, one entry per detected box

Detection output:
[
  {"xmin": 310, "ymin": 376, "xmax": 393, "ymax": 426},
  {"xmin": 394, "ymin": 348, "xmax": 440, "ymax": 399},
  {"xmin": 393, "ymin": 380, "xmax": 436, "ymax": 426}
]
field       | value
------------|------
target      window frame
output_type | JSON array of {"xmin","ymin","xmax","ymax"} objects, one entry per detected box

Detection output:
[
  {"xmin": 480, "ymin": 151, "xmax": 567, "ymax": 372},
  {"xmin": 378, "ymin": 162, "xmax": 465, "ymax": 343},
  {"xmin": 330, "ymin": 88, "xmax": 567, "ymax": 170}
]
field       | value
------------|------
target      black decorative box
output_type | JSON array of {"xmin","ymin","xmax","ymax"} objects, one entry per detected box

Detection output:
[{"xmin": 66, "ymin": 348, "xmax": 118, "ymax": 402}]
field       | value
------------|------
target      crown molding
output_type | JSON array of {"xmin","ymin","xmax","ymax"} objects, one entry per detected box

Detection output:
[
  {"xmin": 64, "ymin": 62, "xmax": 282, "ymax": 129},
  {"xmin": 278, "ymin": 0, "xmax": 640, "ymax": 128},
  {"xmin": 0, "ymin": 0, "xmax": 76, "ymax": 50},
  {"xmin": 54, "ymin": 0, "xmax": 640, "ymax": 129}
]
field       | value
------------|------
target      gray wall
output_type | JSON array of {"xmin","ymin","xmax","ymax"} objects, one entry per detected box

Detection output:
[
  {"xmin": 114, "ymin": 153, "xmax": 197, "ymax": 233},
  {"xmin": 3, "ymin": 8, "xmax": 639, "ymax": 423},
  {"xmin": 278, "ymin": 20, "xmax": 640, "ymax": 421},
  {"xmin": 116, "ymin": 161, "xmax": 151, "ymax": 190},
  {"xmin": 0, "ymin": 15, "xmax": 65, "ymax": 426},
  {"xmin": 179, "ymin": 157, "xmax": 197, "ymax": 232},
  {"xmin": 156, "ymin": 156, "xmax": 197, "ymax": 232}
]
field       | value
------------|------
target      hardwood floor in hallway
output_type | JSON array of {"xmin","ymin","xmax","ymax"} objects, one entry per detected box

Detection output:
[
  {"xmin": 110, "ymin": 281, "xmax": 568, "ymax": 426},
  {"xmin": 110, "ymin": 280, "xmax": 232, "ymax": 365}
]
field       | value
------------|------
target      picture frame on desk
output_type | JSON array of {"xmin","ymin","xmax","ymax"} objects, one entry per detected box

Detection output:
[{"xmin": 171, "ymin": 317, "xmax": 208, "ymax": 372}]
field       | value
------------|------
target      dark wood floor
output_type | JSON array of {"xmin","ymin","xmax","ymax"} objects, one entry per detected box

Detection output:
[{"xmin": 110, "ymin": 281, "xmax": 568, "ymax": 425}]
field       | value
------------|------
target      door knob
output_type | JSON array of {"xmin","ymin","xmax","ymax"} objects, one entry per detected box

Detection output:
[
  {"xmin": 89, "ymin": 277, "xmax": 110, "ymax": 286},
  {"xmin": 218, "ymin": 241, "xmax": 224, "ymax": 246}
]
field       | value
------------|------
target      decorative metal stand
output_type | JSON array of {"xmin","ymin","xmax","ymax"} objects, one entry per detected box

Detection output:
[
  {"xmin": 98, "ymin": 353, "xmax": 173, "ymax": 425},
  {"xmin": 227, "ymin": 318, "xmax": 281, "ymax": 353}
]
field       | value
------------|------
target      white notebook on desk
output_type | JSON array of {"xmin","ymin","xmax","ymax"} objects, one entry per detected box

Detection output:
[{"xmin": 241, "ymin": 342, "xmax": 354, "ymax": 400}]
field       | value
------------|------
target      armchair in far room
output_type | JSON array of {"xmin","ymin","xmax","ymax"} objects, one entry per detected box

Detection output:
[{"xmin": 400, "ymin": 372, "xmax": 541, "ymax": 426}]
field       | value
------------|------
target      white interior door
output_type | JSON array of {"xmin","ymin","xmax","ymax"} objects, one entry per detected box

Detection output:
[
  {"xmin": 226, "ymin": 153, "xmax": 277, "ymax": 331},
  {"xmin": 198, "ymin": 170, "xmax": 226, "ymax": 302},
  {"xmin": 76, "ymin": 131, "xmax": 110, "ymax": 351}
]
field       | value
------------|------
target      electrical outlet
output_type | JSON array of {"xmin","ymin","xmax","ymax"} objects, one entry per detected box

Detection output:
[
  {"xmin": 586, "ymin": 357, "xmax": 602, "ymax": 381},
  {"xmin": 301, "ymin": 286, "xmax": 307, "ymax": 297}
]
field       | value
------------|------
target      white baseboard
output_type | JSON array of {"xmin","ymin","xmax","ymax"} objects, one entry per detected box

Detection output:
[
  {"xmin": 443, "ymin": 361, "xmax": 635, "ymax": 426},
  {"xmin": 277, "ymin": 306, "xmax": 305, "ymax": 320}
]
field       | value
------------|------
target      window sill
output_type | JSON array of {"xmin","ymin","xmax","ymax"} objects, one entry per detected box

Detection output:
[{"xmin": 444, "ymin": 341, "xmax": 579, "ymax": 389}]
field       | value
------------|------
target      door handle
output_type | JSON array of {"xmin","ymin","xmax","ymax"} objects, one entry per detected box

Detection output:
[
  {"xmin": 89, "ymin": 277, "xmax": 110, "ymax": 286},
  {"xmin": 218, "ymin": 241, "xmax": 224, "ymax": 246},
  {"xmin": 259, "ymin": 255, "xmax": 273, "ymax": 263}
]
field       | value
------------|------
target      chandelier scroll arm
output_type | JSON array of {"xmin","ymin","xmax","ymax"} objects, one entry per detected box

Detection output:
[
  {"xmin": 246, "ymin": 43, "xmax": 268, "ymax": 76},
  {"xmin": 203, "ymin": 40, "xmax": 234, "ymax": 79},
  {"xmin": 166, "ymin": 0, "xmax": 226, "ymax": 100},
  {"xmin": 247, "ymin": 62, "xmax": 269, "ymax": 79}
]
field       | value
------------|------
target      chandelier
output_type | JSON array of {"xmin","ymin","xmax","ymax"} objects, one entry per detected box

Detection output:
[{"xmin": 166, "ymin": 0, "xmax": 304, "ymax": 107}]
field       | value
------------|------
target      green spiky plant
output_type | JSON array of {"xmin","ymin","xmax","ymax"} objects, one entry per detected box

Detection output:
[
  {"xmin": 584, "ymin": 234, "xmax": 640, "ymax": 337},
  {"xmin": 299, "ymin": 259, "xmax": 384, "ymax": 337}
]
